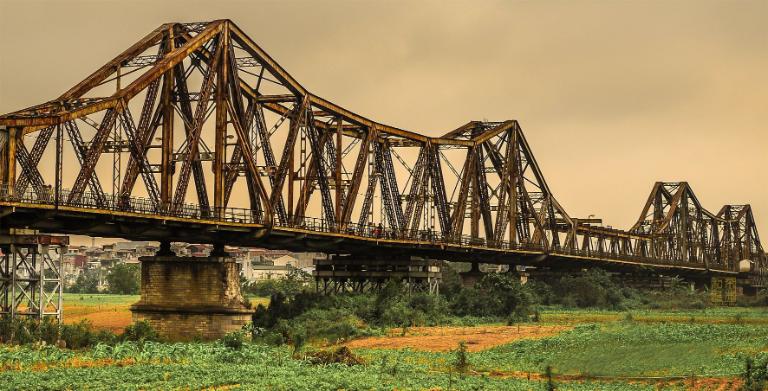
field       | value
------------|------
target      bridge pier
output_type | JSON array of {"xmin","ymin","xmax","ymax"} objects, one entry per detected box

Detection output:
[
  {"xmin": 314, "ymin": 255, "xmax": 441, "ymax": 294},
  {"xmin": 459, "ymin": 262, "xmax": 484, "ymax": 288},
  {"xmin": 130, "ymin": 253, "xmax": 253, "ymax": 341}
]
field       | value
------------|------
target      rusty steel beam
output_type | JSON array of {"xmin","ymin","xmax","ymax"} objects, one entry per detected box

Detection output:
[
  {"xmin": 160, "ymin": 28, "xmax": 175, "ymax": 210},
  {"xmin": 171, "ymin": 34, "xmax": 222, "ymax": 214},
  {"xmin": 14, "ymin": 126, "xmax": 54, "ymax": 195}
]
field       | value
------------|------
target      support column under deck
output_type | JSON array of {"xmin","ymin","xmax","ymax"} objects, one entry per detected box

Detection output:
[
  {"xmin": 314, "ymin": 255, "xmax": 442, "ymax": 295},
  {"xmin": 130, "ymin": 255, "xmax": 254, "ymax": 341},
  {"xmin": 0, "ymin": 230, "xmax": 67, "ymax": 322},
  {"xmin": 459, "ymin": 262, "xmax": 484, "ymax": 288}
]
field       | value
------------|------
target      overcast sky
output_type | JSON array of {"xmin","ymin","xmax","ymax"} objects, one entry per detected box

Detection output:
[{"xmin": 1, "ymin": 0, "xmax": 766, "ymax": 244}]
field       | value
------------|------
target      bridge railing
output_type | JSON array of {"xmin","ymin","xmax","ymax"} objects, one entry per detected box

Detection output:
[
  {"xmin": 0, "ymin": 185, "xmax": 739, "ymax": 272},
  {"xmin": 287, "ymin": 214, "xmax": 552, "ymax": 253},
  {"xmin": 0, "ymin": 185, "xmax": 266, "ymax": 225},
  {"xmin": 549, "ymin": 246, "xmax": 734, "ymax": 272}
]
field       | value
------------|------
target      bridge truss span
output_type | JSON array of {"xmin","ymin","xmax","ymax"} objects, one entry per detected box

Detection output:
[{"xmin": 0, "ymin": 20, "xmax": 764, "ymax": 287}]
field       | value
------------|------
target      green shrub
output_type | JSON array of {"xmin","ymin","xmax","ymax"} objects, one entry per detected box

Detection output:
[
  {"xmin": 742, "ymin": 357, "xmax": 768, "ymax": 391},
  {"xmin": 221, "ymin": 331, "xmax": 245, "ymax": 350},
  {"xmin": 38, "ymin": 317, "xmax": 60, "ymax": 345},
  {"xmin": 454, "ymin": 341, "xmax": 470, "ymax": 373},
  {"xmin": 122, "ymin": 320, "xmax": 159, "ymax": 343},
  {"xmin": 244, "ymin": 269, "xmax": 310, "ymax": 298},
  {"xmin": 10, "ymin": 317, "xmax": 36, "ymax": 345},
  {"xmin": 60, "ymin": 320, "xmax": 95, "ymax": 349},
  {"xmin": 94, "ymin": 329, "xmax": 118, "ymax": 345},
  {"xmin": 0, "ymin": 316, "xmax": 11, "ymax": 343},
  {"xmin": 737, "ymin": 291, "xmax": 768, "ymax": 307},
  {"xmin": 450, "ymin": 273, "xmax": 535, "ymax": 319},
  {"xmin": 260, "ymin": 331, "xmax": 284, "ymax": 346},
  {"xmin": 555, "ymin": 269, "xmax": 625, "ymax": 309},
  {"xmin": 290, "ymin": 327, "xmax": 306, "ymax": 356},
  {"xmin": 545, "ymin": 365, "xmax": 557, "ymax": 391}
]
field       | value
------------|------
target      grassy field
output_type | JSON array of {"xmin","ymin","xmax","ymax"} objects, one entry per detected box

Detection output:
[
  {"xmin": 539, "ymin": 307, "xmax": 768, "ymax": 325},
  {"xmin": 0, "ymin": 343, "xmax": 655, "ymax": 390},
  {"xmin": 2, "ymin": 295, "xmax": 765, "ymax": 389},
  {"xmin": 354, "ymin": 322, "xmax": 768, "ymax": 377},
  {"xmin": 62, "ymin": 294, "xmax": 269, "ymax": 333},
  {"xmin": 62, "ymin": 294, "xmax": 139, "ymax": 333}
]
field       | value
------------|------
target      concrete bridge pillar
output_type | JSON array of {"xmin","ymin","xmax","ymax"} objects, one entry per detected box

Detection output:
[
  {"xmin": 460, "ymin": 262, "xmax": 484, "ymax": 288},
  {"xmin": 130, "ymin": 254, "xmax": 253, "ymax": 341}
]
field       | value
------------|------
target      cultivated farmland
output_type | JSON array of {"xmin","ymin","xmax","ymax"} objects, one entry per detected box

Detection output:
[{"xmin": 2, "ymin": 293, "xmax": 767, "ymax": 390}]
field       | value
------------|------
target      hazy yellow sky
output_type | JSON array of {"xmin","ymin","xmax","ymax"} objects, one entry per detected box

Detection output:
[{"xmin": 1, "ymin": 0, "xmax": 766, "ymax": 243}]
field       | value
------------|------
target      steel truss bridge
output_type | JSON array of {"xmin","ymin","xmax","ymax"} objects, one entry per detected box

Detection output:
[{"xmin": 0, "ymin": 20, "xmax": 765, "ymax": 293}]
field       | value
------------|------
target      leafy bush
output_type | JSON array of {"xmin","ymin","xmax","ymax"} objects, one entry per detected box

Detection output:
[
  {"xmin": 260, "ymin": 331, "xmax": 284, "ymax": 346},
  {"xmin": 305, "ymin": 346, "xmax": 365, "ymax": 366},
  {"xmin": 244, "ymin": 269, "xmax": 310, "ymax": 298},
  {"xmin": 0, "ymin": 316, "xmax": 64, "ymax": 346},
  {"xmin": 454, "ymin": 341, "xmax": 470, "ymax": 373},
  {"xmin": 554, "ymin": 269, "xmax": 628, "ymax": 309},
  {"xmin": 122, "ymin": 320, "xmax": 159, "ymax": 343},
  {"xmin": 60, "ymin": 320, "xmax": 95, "ymax": 349},
  {"xmin": 221, "ymin": 331, "xmax": 244, "ymax": 350},
  {"xmin": 37, "ymin": 317, "xmax": 61, "ymax": 345},
  {"xmin": 0, "ymin": 316, "xmax": 114, "ymax": 348},
  {"xmin": 737, "ymin": 291, "xmax": 768, "ymax": 307},
  {"xmin": 0, "ymin": 316, "xmax": 10, "ymax": 343},
  {"xmin": 742, "ymin": 357, "xmax": 768, "ymax": 391},
  {"xmin": 450, "ymin": 273, "xmax": 536, "ymax": 319}
]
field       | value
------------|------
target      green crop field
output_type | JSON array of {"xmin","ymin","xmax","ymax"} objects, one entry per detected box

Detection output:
[
  {"xmin": 63, "ymin": 293, "xmax": 140, "ymax": 307},
  {"xmin": 539, "ymin": 307, "xmax": 768, "ymax": 325},
  {"xmin": 357, "ymin": 322, "xmax": 768, "ymax": 377},
  {"xmin": 0, "ymin": 342, "xmax": 657, "ymax": 390},
  {"xmin": 2, "ymin": 307, "xmax": 766, "ymax": 390}
]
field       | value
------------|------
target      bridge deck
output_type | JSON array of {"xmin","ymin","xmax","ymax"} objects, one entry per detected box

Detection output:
[{"xmin": 0, "ymin": 195, "xmax": 738, "ymax": 278}]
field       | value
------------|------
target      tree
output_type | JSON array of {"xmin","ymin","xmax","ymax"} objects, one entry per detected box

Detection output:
[
  {"xmin": 106, "ymin": 263, "xmax": 140, "ymax": 294},
  {"xmin": 450, "ymin": 273, "xmax": 535, "ymax": 319},
  {"xmin": 244, "ymin": 268, "xmax": 310, "ymax": 298},
  {"xmin": 67, "ymin": 270, "xmax": 101, "ymax": 293}
]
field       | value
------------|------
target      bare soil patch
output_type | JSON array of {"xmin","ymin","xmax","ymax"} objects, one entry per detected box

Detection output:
[{"xmin": 346, "ymin": 325, "xmax": 571, "ymax": 352}]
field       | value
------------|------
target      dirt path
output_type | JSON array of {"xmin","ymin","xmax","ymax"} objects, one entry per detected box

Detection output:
[{"xmin": 346, "ymin": 325, "xmax": 571, "ymax": 352}]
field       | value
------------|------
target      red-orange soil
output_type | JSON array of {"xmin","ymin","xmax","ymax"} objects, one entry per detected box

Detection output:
[{"xmin": 346, "ymin": 325, "xmax": 571, "ymax": 352}]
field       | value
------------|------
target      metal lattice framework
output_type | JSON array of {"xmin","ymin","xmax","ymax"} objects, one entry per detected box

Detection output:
[
  {"xmin": 0, "ymin": 234, "xmax": 67, "ymax": 321},
  {"xmin": 0, "ymin": 20, "xmax": 764, "ymax": 287}
]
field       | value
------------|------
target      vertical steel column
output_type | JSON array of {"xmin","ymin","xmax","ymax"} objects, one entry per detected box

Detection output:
[
  {"xmin": 213, "ymin": 25, "xmax": 229, "ymax": 216},
  {"xmin": 0, "ymin": 127, "xmax": 18, "ymax": 196},
  {"xmin": 287, "ymin": 116, "xmax": 295, "ymax": 222},
  {"xmin": 0, "ymin": 246, "xmax": 9, "ymax": 316},
  {"xmin": 55, "ymin": 244, "xmax": 64, "ymax": 323},
  {"xmin": 9, "ymin": 244, "xmax": 15, "ymax": 318},
  {"xmin": 335, "ymin": 118, "xmax": 343, "ymax": 228},
  {"xmin": 37, "ymin": 247, "xmax": 44, "ymax": 320},
  {"xmin": 0, "ymin": 126, "xmax": 7, "ymax": 194},
  {"xmin": 54, "ymin": 124, "xmax": 62, "ymax": 207},
  {"xmin": 160, "ymin": 27, "xmax": 176, "ymax": 211}
]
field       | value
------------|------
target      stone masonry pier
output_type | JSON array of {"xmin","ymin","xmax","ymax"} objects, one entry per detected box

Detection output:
[{"xmin": 130, "ymin": 254, "xmax": 253, "ymax": 341}]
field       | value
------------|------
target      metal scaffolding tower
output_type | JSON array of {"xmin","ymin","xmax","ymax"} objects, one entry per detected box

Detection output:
[{"xmin": 0, "ymin": 231, "xmax": 68, "ymax": 321}]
